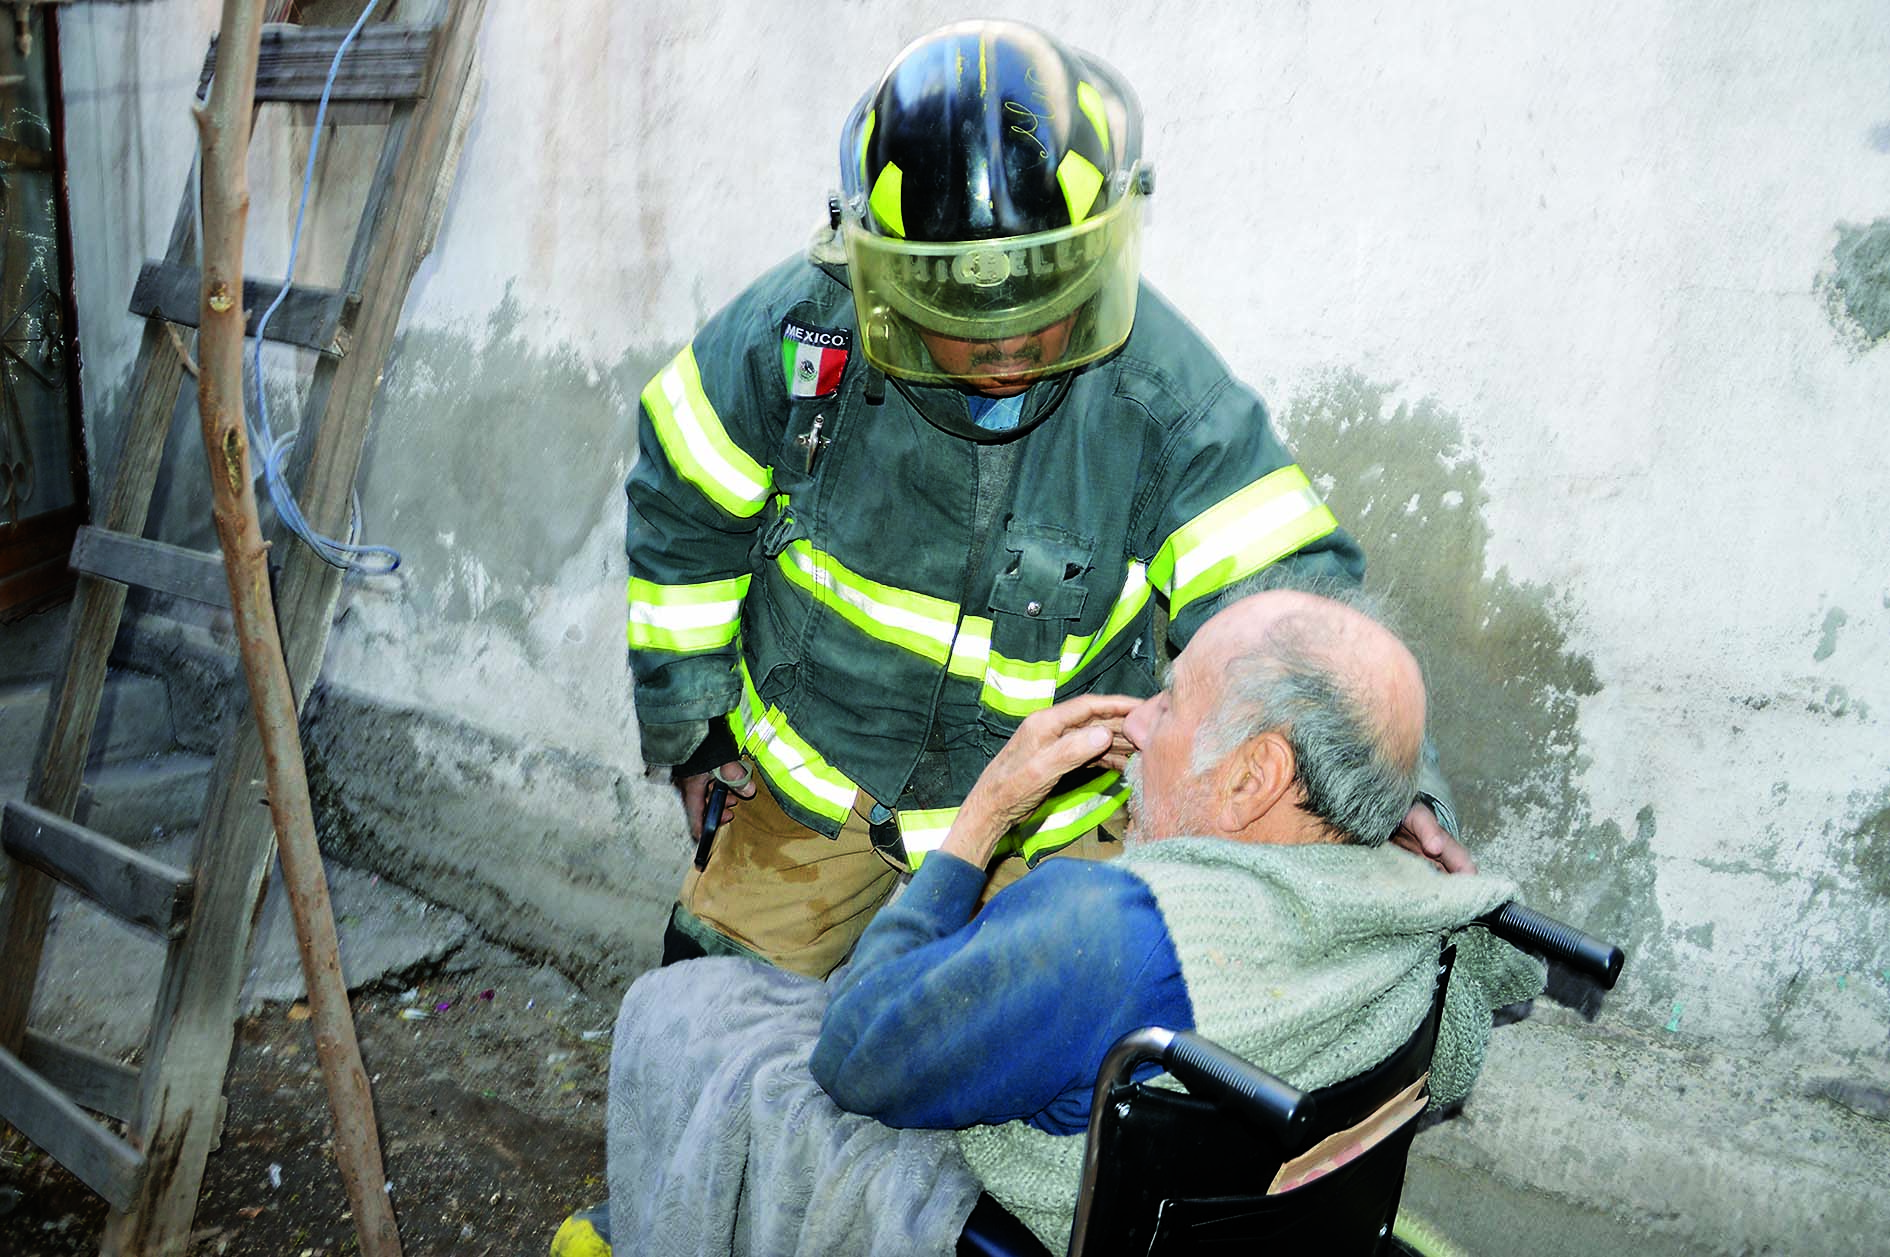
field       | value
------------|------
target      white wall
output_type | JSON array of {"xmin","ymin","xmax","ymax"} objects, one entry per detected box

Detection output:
[{"xmin": 62, "ymin": 2, "xmax": 1890, "ymax": 1245}]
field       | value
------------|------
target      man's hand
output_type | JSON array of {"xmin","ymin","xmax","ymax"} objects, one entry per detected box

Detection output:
[
  {"xmin": 677, "ymin": 762, "xmax": 756, "ymax": 840},
  {"xmin": 942, "ymin": 694, "xmax": 1138, "ymax": 868},
  {"xmin": 1391, "ymin": 800, "xmax": 1476, "ymax": 874}
]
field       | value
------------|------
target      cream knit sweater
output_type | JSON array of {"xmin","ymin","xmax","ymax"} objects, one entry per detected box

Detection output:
[{"xmin": 956, "ymin": 838, "xmax": 1546, "ymax": 1251}]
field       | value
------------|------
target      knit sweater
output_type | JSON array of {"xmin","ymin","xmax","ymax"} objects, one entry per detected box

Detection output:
[{"xmin": 956, "ymin": 838, "xmax": 1545, "ymax": 1251}]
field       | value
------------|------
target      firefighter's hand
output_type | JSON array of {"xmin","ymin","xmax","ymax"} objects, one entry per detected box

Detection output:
[
  {"xmin": 943, "ymin": 694, "xmax": 1139, "ymax": 868},
  {"xmin": 1391, "ymin": 800, "xmax": 1476, "ymax": 874},
  {"xmin": 677, "ymin": 762, "xmax": 755, "ymax": 840}
]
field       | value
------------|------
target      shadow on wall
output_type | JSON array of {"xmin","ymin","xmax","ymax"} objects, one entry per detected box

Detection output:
[{"xmin": 1280, "ymin": 370, "xmax": 1669, "ymax": 1007}]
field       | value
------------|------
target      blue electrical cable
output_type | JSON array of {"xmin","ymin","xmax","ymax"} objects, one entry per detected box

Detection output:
[{"xmin": 246, "ymin": 0, "xmax": 401, "ymax": 574}]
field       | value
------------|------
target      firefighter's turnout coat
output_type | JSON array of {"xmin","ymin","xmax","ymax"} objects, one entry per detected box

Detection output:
[{"xmin": 627, "ymin": 252, "xmax": 1366, "ymax": 866}]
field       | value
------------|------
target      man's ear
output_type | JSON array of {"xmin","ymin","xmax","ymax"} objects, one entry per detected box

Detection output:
[{"xmin": 1218, "ymin": 730, "xmax": 1297, "ymax": 832}]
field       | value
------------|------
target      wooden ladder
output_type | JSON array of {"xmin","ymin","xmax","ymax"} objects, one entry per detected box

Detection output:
[{"xmin": 0, "ymin": 2, "xmax": 484, "ymax": 1251}]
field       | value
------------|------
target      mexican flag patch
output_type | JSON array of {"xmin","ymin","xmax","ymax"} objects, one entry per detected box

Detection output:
[{"xmin": 781, "ymin": 317, "xmax": 850, "ymax": 398}]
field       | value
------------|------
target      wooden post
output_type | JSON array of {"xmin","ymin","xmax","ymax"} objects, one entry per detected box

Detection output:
[{"xmin": 181, "ymin": 3, "xmax": 401, "ymax": 1255}]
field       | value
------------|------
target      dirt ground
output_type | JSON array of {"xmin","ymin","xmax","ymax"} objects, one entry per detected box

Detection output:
[{"xmin": 0, "ymin": 956, "xmax": 613, "ymax": 1256}]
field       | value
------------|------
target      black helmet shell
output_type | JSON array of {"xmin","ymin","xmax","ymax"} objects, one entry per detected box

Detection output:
[{"xmin": 849, "ymin": 21, "xmax": 1138, "ymax": 242}]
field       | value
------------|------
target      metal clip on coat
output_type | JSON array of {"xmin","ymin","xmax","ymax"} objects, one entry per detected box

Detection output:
[{"xmin": 796, "ymin": 414, "xmax": 829, "ymax": 473}]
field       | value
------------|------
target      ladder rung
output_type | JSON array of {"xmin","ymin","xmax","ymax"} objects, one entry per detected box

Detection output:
[
  {"xmin": 23, "ymin": 1030, "xmax": 141, "ymax": 1123},
  {"xmin": 128, "ymin": 260, "xmax": 357, "ymax": 357},
  {"xmin": 0, "ymin": 1043, "xmax": 145, "ymax": 1211},
  {"xmin": 70, "ymin": 526, "xmax": 231, "ymax": 609},
  {"xmin": 2, "ymin": 802, "xmax": 194, "ymax": 939},
  {"xmin": 200, "ymin": 23, "xmax": 437, "ymax": 103}
]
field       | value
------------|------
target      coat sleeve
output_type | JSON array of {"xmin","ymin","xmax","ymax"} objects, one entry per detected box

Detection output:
[
  {"xmin": 625, "ymin": 274, "xmax": 789, "ymax": 736},
  {"xmin": 1134, "ymin": 374, "xmax": 1367, "ymax": 650}
]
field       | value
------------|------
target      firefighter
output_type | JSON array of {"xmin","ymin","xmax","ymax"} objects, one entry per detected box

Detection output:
[{"xmin": 625, "ymin": 19, "xmax": 1466, "ymax": 982}]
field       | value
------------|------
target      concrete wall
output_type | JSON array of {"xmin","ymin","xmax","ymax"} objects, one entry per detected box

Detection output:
[{"xmin": 62, "ymin": 1, "xmax": 1890, "ymax": 1248}]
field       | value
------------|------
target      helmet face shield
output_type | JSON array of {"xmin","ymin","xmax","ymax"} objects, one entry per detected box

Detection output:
[{"xmin": 843, "ymin": 185, "xmax": 1145, "ymax": 386}]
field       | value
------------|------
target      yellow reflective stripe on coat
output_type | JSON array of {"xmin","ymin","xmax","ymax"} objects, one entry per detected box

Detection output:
[
  {"xmin": 896, "ymin": 771, "xmax": 1129, "ymax": 871},
  {"xmin": 626, "ymin": 574, "xmax": 749, "ymax": 653},
  {"xmin": 895, "ymin": 808, "xmax": 956, "ymax": 862},
  {"xmin": 728, "ymin": 659, "xmax": 857, "ymax": 824},
  {"xmin": 1056, "ymin": 561, "xmax": 1152, "ymax": 682},
  {"xmin": 947, "ymin": 616, "xmax": 992, "ymax": 681},
  {"xmin": 776, "ymin": 540, "xmax": 961, "ymax": 664},
  {"xmin": 1148, "ymin": 465, "xmax": 1337, "ymax": 615},
  {"xmin": 641, "ymin": 345, "xmax": 773, "ymax": 518},
  {"xmin": 960, "ymin": 563, "xmax": 1153, "ymax": 719}
]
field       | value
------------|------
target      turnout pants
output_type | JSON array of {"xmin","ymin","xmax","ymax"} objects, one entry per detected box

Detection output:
[{"xmin": 670, "ymin": 773, "xmax": 1121, "ymax": 979}]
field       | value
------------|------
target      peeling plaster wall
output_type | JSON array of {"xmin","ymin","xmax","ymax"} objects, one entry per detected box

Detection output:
[{"xmin": 61, "ymin": 1, "xmax": 1890, "ymax": 1245}]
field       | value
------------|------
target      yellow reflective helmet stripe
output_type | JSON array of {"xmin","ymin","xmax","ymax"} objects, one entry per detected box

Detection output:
[
  {"xmin": 1148, "ymin": 465, "xmax": 1339, "ymax": 615},
  {"xmin": 626, "ymin": 574, "xmax": 749, "ymax": 653},
  {"xmin": 641, "ymin": 345, "xmax": 773, "ymax": 518},
  {"xmin": 897, "ymin": 770, "xmax": 1129, "ymax": 871},
  {"xmin": 1076, "ymin": 80, "xmax": 1111, "ymax": 160},
  {"xmin": 728, "ymin": 658, "xmax": 857, "ymax": 824},
  {"xmin": 776, "ymin": 539, "xmax": 960, "ymax": 663},
  {"xmin": 870, "ymin": 161, "xmax": 907, "ymax": 238},
  {"xmin": 1056, "ymin": 149, "xmax": 1105, "ymax": 226},
  {"xmin": 857, "ymin": 109, "xmax": 876, "ymax": 189}
]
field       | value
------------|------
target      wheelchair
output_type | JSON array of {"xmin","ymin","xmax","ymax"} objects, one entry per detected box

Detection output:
[{"xmin": 958, "ymin": 903, "xmax": 1624, "ymax": 1257}]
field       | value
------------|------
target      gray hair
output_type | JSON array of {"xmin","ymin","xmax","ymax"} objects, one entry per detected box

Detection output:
[{"xmin": 1188, "ymin": 570, "xmax": 1420, "ymax": 846}]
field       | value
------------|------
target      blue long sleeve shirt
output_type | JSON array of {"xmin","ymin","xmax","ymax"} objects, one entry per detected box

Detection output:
[{"xmin": 810, "ymin": 852, "xmax": 1194, "ymax": 1135}]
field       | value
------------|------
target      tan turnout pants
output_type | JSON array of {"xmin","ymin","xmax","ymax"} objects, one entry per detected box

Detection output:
[{"xmin": 678, "ymin": 772, "xmax": 1122, "ymax": 979}]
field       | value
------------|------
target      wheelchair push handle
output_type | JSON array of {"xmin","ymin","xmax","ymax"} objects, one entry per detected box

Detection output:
[
  {"xmin": 1164, "ymin": 1029, "xmax": 1316, "ymax": 1146},
  {"xmin": 1480, "ymin": 901, "xmax": 1624, "ymax": 989}
]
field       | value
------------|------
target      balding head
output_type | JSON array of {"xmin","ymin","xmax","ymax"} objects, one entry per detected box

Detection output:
[{"xmin": 1122, "ymin": 583, "xmax": 1427, "ymax": 849}]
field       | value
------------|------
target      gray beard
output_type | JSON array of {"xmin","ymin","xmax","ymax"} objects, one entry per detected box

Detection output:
[{"xmin": 1123, "ymin": 756, "xmax": 1153, "ymax": 848}]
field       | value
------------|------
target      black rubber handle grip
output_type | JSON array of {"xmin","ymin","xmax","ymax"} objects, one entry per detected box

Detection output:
[
  {"xmin": 693, "ymin": 781, "xmax": 727, "ymax": 871},
  {"xmin": 1481, "ymin": 901, "xmax": 1624, "ymax": 989},
  {"xmin": 1163, "ymin": 1029, "xmax": 1316, "ymax": 1145}
]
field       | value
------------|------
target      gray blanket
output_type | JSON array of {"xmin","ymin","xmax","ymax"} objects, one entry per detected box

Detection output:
[{"xmin": 607, "ymin": 957, "xmax": 983, "ymax": 1256}]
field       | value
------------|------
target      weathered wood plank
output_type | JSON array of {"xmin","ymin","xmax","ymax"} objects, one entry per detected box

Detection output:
[
  {"xmin": 109, "ymin": 5, "xmax": 490, "ymax": 1251},
  {"xmin": 1, "ymin": 802, "xmax": 194, "ymax": 939},
  {"xmin": 0, "ymin": 203, "xmax": 198, "ymax": 1053},
  {"xmin": 128, "ymin": 260, "xmax": 356, "ymax": 357},
  {"xmin": 69, "ymin": 526, "xmax": 232, "ymax": 610},
  {"xmin": 0, "ymin": 1043, "xmax": 145, "ymax": 1212},
  {"xmin": 22, "ymin": 1031, "xmax": 141, "ymax": 1123},
  {"xmin": 199, "ymin": 23, "xmax": 437, "ymax": 103}
]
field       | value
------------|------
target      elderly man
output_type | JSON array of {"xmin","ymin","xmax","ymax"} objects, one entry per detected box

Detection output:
[{"xmin": 587, "ymin": 587, "xmax": 1540, "ymax": 1256}]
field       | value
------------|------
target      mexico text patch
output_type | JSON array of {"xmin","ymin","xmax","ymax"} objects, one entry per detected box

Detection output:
[{"xmin": 781, "ymin": 317, "xmax": 851, "ymax": 398}]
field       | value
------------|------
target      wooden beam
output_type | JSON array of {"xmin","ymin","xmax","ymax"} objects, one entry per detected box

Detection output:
[
  {"xmin": 22, "ymin": 1031, "xmax": 141, "ymax": 1123},
  {"xmin": 2, "ymin": 802, "xmax": 194, "ymax": 939},
  {"xmin": 199, "ymin": 23, "xmax": 437, "ymax": 103},
  {"xmin": 0, "ymin": 239, "xmax": 198, "ymax": 1056},
  {"xmin": 128, "ymin": 260, "xmax": 356, "ymax": 357},
  {"xmin": 69, "ymin": 526, "xmax": 232, "ymax": 609},
  {"xmin": 0, "ymin": 1043, "xmax": 145, "ymax": 1212}
]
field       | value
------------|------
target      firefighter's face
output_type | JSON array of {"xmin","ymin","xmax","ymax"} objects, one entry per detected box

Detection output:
[{"xmin": 918, "ymin": 314, "xmax": 1078, "ymax": 397}]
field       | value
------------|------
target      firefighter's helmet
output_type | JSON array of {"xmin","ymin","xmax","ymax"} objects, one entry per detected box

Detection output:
[{"xmin": 837, "ymin": 21, "xmax": 1152, "ymax": 386}]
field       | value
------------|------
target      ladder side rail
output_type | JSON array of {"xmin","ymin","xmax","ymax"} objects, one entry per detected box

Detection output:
[{"xmin": 107, "ymin": 5, "xmax": 488, "ymax": 1249}]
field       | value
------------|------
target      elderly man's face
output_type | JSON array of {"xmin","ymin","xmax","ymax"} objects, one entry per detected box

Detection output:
[{"xmin": 1122, "ymin": 616, "xmax": 1238, "ymax": 843}]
